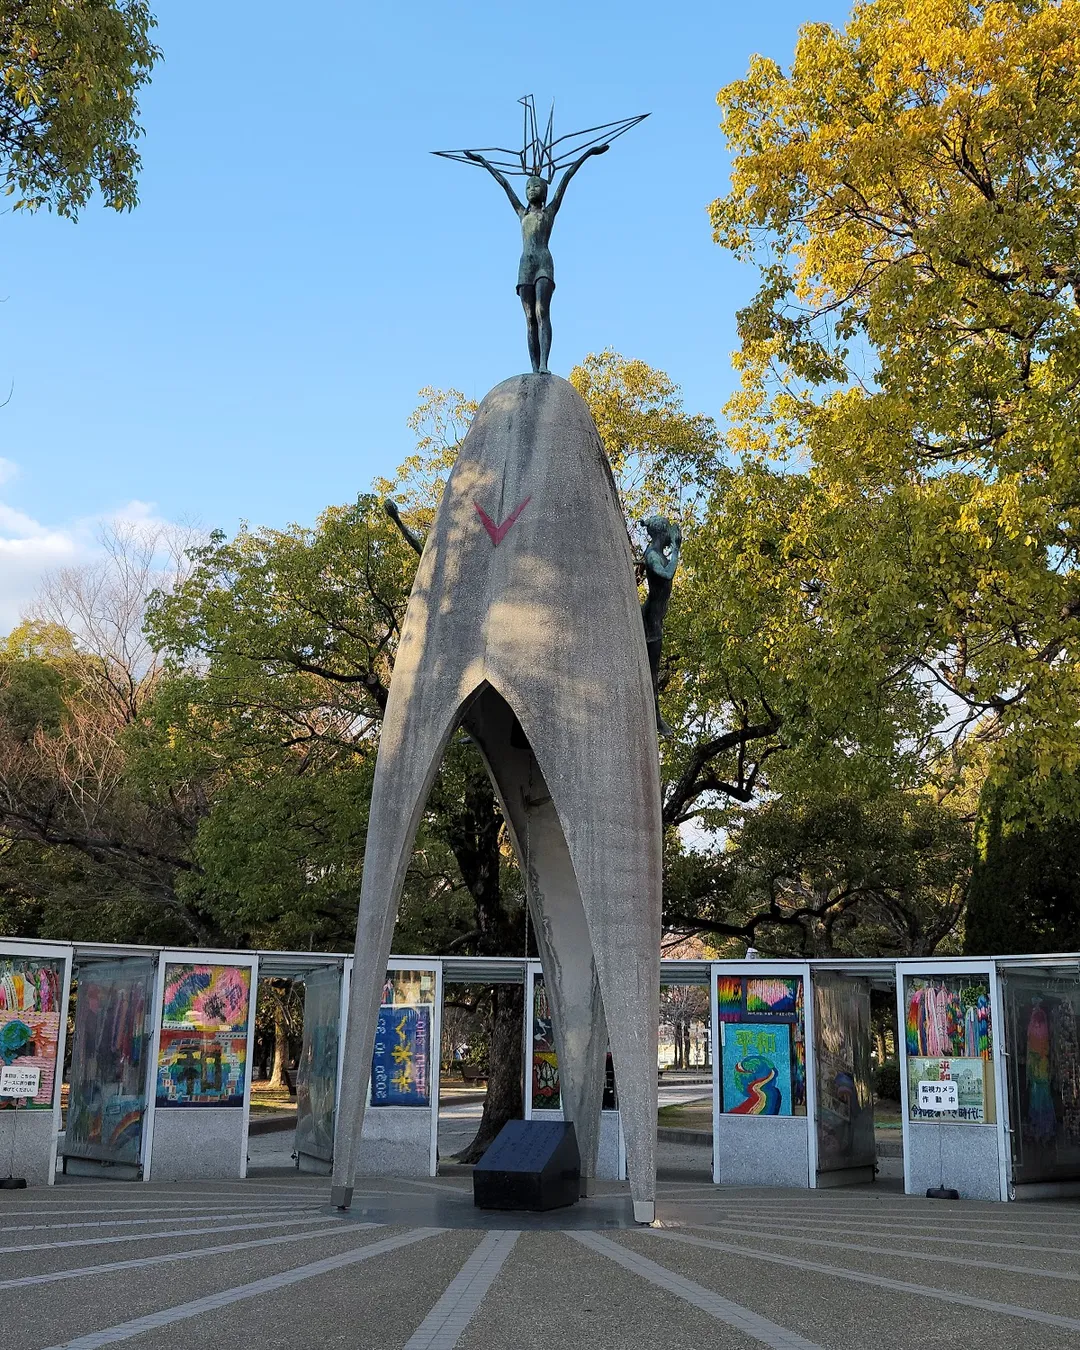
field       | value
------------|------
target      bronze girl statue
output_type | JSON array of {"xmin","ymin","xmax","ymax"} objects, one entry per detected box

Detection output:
[
  {"xmin": 464, "ymin": 147, "xmax": 607, "ymax": 374},
  {"xmin": 436, "ymin": 99, "xmax": 647, "ymax": 373}
]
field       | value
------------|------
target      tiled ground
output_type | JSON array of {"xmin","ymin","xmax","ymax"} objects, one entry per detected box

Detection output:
[{"xmin": 5, "ymin": 1168, "xmax": 1080, "ymax": 1349}]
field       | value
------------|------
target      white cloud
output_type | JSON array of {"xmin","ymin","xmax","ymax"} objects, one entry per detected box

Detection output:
[{"xmin": 0, "ymin": 461, "xmax": 170, "ymax": 634}]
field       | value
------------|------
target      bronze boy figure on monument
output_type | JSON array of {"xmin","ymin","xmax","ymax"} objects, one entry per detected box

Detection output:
[{"xmin": 641, "ymin": 516, "xmax": 681, "ymax": 738}]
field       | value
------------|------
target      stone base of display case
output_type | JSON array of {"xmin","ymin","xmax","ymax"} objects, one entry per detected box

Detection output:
[
  {"xmin": 715, "ymin": 1114, "xmax": 810, "ymax": 1187},
  {"xmin": 149, "ymin": 1107, "xmax": 246, "ymax": 1182},
  {"xmin": 907, "ymin": 1121, "xmax": 1001, "ymax": 1200},
  {"xmin": 0, "ymin": 1109, "xmax": 56, "ymax": 1187},
  {"xmin": 354, "ymin": 1105, "xmax": 432, "ymax": 1177},
  {"xmin": 532, "ymin": 1107, "xmax": 623, "ymax": 1181}
]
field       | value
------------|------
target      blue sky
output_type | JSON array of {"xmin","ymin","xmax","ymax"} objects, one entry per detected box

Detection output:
[{"xmin": 1, "ymin": 0, "xmax": 852, "ymax": 627}]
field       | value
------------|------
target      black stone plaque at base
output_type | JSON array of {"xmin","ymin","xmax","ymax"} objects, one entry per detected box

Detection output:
[{"xmin": 473, "ymin": 1119, "xmax": 581, "ymax": 1212}]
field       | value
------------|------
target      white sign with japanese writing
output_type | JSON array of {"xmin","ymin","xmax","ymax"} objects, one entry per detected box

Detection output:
[
  {"xmin": 0, "ymin": 1065, "xmax": 42, "ymax": 1099},
  {"xmin": 917, "ymin": 1078, "xmax": 958, "ymax": 1112}
]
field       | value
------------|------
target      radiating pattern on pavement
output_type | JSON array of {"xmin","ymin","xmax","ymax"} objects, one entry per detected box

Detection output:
[{"xmin": 6, "ymin": 1175, "xmax": 1080, "ymax": 1349}]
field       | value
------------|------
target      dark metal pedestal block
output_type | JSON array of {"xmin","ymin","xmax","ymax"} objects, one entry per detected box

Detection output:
[{"xmin": 473, "ymin": 1119, "xmax": 581, "ymax": 1212}]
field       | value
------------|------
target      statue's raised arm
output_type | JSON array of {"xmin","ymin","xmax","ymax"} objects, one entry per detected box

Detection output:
[
  {"xmin": 384, "ymin": 499, "xmax": 424, "ymax": 558},
  {"xmin": 463, "ymin": 151, "xmax": 525, "ymax": 214},
  {"xmin": 435, "ymin": 97, "xmax": 647, "ymax": 374},
  {"xmin": 548, "ymin": 143, "xmax": 608, "ymax": 218}
]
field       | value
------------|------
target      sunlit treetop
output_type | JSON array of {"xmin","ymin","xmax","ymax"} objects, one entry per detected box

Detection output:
[{"xmin": 711, "ymin": 0, "xmax": 1080, "ymax": 818}]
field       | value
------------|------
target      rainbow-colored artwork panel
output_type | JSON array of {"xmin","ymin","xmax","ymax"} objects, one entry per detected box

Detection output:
[
  {"xmin": 716, "ymin": 974, "xmax": 802, "ymax": 1023},
  {"xmin": 0, "ymin": 958, "xmax": 64, "ymax": 1110},
  {"xmin": 156, "ymin": 1028, "xmax": 248, "ymax": 1108},
  {"xmin": 161, "ymin": 964, "xmax": 251, "ymax": 1033},
  {"xmin": 904, "ymin": 976, "xmax": 991, "ymax": 1059},
  {"xmin": 721, "ymin": 1022, "xmax": 793, "ymax": 1116},
  {"xmin": 716, "ymin": 976, "xmax": 744, "ymax": 1023}
]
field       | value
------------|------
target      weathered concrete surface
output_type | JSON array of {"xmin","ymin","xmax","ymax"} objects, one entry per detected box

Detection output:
[
  {"xmin": 464, "ymin": 684, "xmax": 609, "ymax": 1191},
  {"xmin": 354, "ymin": 1106, "xmax": 431, "ymax": 1177},
  {"xmin": 148, "ymin": 1107, "xmax": 247, "ymax": 1182},
  {"xmin": 0, "ymin": 1109, "xmax": 56, "ymax": 1186},
  {"xmin": 907, "ymin": 1120, "xmax": 1004, "ymax": 1200},
  {"xmin": 714, "ymin": 1114, "xmax": 810, "ymax": 1188},
  {"xmin": 333, "ymin": 373, "xmax": 662, "ymax": 1219}
]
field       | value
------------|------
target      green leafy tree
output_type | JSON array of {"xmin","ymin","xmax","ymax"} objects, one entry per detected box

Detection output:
[
  {"xmin": 666, "ymin": 792, "xmax": 969, "ymax": 957},
  {"xmin": 1, "ymin": 0, "xmax": 159, "ymax": 215},
  {"xmin": 966, "ymin": 773, "xmax": 1080, "ymax": 953},
  {"xmin": 711, "ymin": 0, "xmax": 1080, "ymax": 820}
]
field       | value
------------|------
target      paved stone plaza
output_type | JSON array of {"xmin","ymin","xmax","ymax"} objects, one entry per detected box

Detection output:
[{"xmin": 5, "ymin": 1166, "xmax": 1080, "ymax": 1350}]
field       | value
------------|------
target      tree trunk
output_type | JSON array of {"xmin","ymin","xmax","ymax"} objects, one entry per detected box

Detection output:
[
  {"xmin": 269, "ymin": 997, "xmax": 289, "ymax": 1091},
  {"xmin": 453, "ymin": 983, "xmax": 524, "ymax": 1163},
  {"xmin": 432, "ymin": 752, "xmax": 526, "ymax": 1164}
]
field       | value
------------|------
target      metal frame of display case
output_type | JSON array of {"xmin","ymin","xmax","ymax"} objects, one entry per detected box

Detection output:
[
  {"xmin": 142, "ymin": 948, "xmax": 260, "ymax": 1183},
  {"xmin": 0, "ymin": 937, "xmax": 74, "ymax": 1187},
  {"xmin": 522, "ymin": 959, "xmax": 627, "ymax": 1181},
  {"xmin": 62, "ymin": 949, "xmax": 161, "ymax": 1179},
  {"xmin": 895, "ymin": 956, "xmax": 1009, "ymax": 1201},
  {"xmin": 710, "ymin": 959, "xmax": 817, "ymax": 1187},
  {"xmin": 992, "ymin": 954, "xmax": 1080, "ymax": 1200},
  {"xmin": 14, "ymin": 935, "xmax": 1080, "ymax": 1203},
  {"xmin": 351, "ymin": 956, "xmax": 442, "ymax": 1177}
]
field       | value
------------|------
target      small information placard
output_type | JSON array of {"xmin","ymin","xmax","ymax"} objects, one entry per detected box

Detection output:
[
  {"xmin": 917, "ymin": 1079, "xmax": 958, "ymax": 1113},
  {"xmin": 0, "ymin": 1065, "xmax": 42, "ymax": 1099}
]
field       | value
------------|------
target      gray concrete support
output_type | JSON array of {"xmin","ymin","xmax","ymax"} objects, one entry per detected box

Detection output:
[
  {"xmin": 907, "ymin": 1122, "xmax": 1003, "ymax": 1200},
  {"xmin": 465, "ymin": 686, "xmax": 608, "ymax": 1192},
  {"xmin": 332, "ymin": 374, "xmax": 662, "ymax": 1219},
  {"xmin": 147, "ymin": 1107, "xmax": 246, "ymax": 1182}
]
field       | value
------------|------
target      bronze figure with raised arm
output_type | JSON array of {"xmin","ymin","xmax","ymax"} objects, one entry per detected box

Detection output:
[
  {"xmin": 384, "ymin": 498, "xmax": 423, "ymax": 556},
  {"xmin": 435, "ymin": 97, "xmax": 647, "ymax": 374},
  {"xmin": 641, "ymin": 516, "xmax": 682, "ymax": 738},
  {"xmin": 464, "ymin": 144, "xmax": 606, "ymax": 374}
]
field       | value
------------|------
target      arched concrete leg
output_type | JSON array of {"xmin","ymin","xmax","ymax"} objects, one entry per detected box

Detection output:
[
  {"xmin": 586, "ymin": 915, "xmax": 659, "ymax": 1223},
  {"xmin": 464, "ymin": 685, "xmax": 607, "ymax": 1193},
  {"xmin": 330, "ymin": 692, "xmax": 469, "ymax": 1209},
  {"xmin": 523, "ymin": 801, "xmax": 608, "ymax": 1196},
  {"xmin": 494, "ymin": 689, "xmax": 661, "ymax": 1225}
]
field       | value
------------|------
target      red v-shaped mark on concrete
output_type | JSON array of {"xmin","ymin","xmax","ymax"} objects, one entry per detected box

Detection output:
[{"xmin": 474, "ymin": 496, "xmax": 531, "ymax": 547}]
